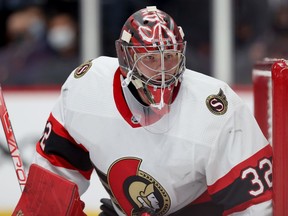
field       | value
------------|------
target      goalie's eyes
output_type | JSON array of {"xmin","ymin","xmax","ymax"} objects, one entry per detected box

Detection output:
[
  {"xmin": 141, "ymin": 53, "xmax": 179, "ymax": 64},
  {"xmin": 143, "ymin": 55, "xmax": 155, "ymax": 61},
  {"xmin": 135, "ymin": 51, "xmax": 183, "ymax": 73}
]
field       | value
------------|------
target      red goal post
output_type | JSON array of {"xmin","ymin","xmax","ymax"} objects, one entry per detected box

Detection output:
[{"xmin": 253, "ymin": 58, "xmax": 288, "ymax": 216}]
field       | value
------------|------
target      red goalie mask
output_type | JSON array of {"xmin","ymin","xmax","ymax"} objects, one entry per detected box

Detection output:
[{"xmin": 115, "ymin": 6, "xmax": 186, "ymax": 133}]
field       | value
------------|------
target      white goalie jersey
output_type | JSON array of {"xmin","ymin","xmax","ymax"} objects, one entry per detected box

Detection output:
[{"xmin": 34, "ymin": 56, "xmax": 272, "ymax": 215}]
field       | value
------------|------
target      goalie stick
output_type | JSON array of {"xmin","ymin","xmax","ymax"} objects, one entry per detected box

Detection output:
[{"xmin": 0, "ymin": 86, "xmax": 26, "ymax": 191}]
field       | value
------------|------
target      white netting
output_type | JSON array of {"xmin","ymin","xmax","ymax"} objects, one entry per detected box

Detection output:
[{"xmin": 252, "ymin": 68, "xmax": 272, "ymax": 144}]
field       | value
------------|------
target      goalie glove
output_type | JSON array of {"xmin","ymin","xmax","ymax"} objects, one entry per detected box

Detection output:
[
  {"xmin": 99, "ymin": 198, "xmax": 156, "ymax": 216},
  {"xmin": 99, "ymin": 198, "xmax": 118, "ymax": 216}
]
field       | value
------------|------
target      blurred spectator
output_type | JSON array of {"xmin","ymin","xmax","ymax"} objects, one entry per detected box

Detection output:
[
  {"xmin": 0, "ymin": 5, "xmax": 50, "ymax": 85},
  {"xmin": 234, "ymin": 0, "xmax": 270, "ymax": 84},
  {"xmin": 47, "ymin": 13, "xmax": 78, "ymax": 56},
  {"xmin": 0, "ymin": 7, "xmax": 80, "ymax": 86},
  {"xmin": 28, "ymin": 12, "xmax": 80, "ymax": 84},
  {"xmin": 265, "ymin": 5, "xmax": 288, "ymax": 59},
  {"xmin": 6, "ymin": 5, "xmax": 46, "ymax": 42}
]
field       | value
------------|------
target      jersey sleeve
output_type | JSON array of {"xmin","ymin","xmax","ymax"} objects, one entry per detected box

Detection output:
[
  {"xmin": 33, "ymin": 80, "xmax": 94, "ymax": 195},
  {"xmin": 205, "ymin": 103, "xmax": 272, "ymax": 215}
]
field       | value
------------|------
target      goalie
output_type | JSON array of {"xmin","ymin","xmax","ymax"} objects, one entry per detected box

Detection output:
[{"xmin": 14, "ymin": 6, "xmax": 272, "ymax": 216}]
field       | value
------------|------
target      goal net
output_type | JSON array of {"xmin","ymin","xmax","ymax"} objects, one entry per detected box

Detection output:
[{"xmin": 253, "ymin": 58, "xmax": 288, "ymax": 215}]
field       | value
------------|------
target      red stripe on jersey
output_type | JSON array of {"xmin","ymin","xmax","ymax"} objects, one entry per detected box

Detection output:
[
  {"xmin": 223, "ymin": 189, "xmax": 272, "ymax": 215},
  {"xmin": 113, "ymin": 68, "xmax": 141, "ymax": 128},
  {"xmin": 208, "ymin": 144, "xmax": 272, "ymax": 194}
]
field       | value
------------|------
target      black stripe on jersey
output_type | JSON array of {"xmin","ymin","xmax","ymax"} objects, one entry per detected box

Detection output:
[
  {"xmin": 44, "ymin": 129, "xmax": 93, "ymax": 171},
  {"xmin": 170, "ymin": 201, "xmax": 223, "ymax": 216},
  {"xmin": 94, "ymin": 165, "xmax": 113, "ymax": 196},
  {"xmin": 211, "ymin": 156, "xmax": 272, "ymax": 210}
]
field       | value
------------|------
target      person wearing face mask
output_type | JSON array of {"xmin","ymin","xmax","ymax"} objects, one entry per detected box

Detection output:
[
  {"xmin": 21, "ymin": 12, "xmax": 80, "ymax": 85},
  {"xmin": 0, "ymin": 5, "xmax": 51, "ymax": 85},
  {"xmin": 0, "ymin": 10, "xmax": 80, "ymax": 85},
  {"xmin": 46, "ymin": 13, "xmax": 78, "ymax": 56}
]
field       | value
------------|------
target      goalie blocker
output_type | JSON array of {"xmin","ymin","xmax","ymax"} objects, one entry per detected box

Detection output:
[{"xmin": 12, "ymin": 164, "xmax": 86, "ymax": 216}]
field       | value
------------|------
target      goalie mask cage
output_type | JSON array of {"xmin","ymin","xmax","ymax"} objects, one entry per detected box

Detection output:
[{"xmin": 253, "ymin": 58, "xmax": 288, "ymax": 216}]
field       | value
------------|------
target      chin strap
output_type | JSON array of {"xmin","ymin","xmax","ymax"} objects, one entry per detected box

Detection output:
[
  {"xmin": 121, "ymin": 70, "xmax": 133, "ymax": 87},
  {"xmin": 150, "ymin": 86, "xmax": 165, "ymax": 110}
]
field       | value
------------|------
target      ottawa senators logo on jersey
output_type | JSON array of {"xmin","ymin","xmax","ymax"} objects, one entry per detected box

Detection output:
[
  {"xmin": 95, "ymin": 157, "xmax": 171, "ymax": 216},
  {"xmin": 74, "ymin": 59, "xmax": 92, "ymax": 78},
  {"xmin": 206, "ymin": 88, "xmax": 228, "ymax": 115}
]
